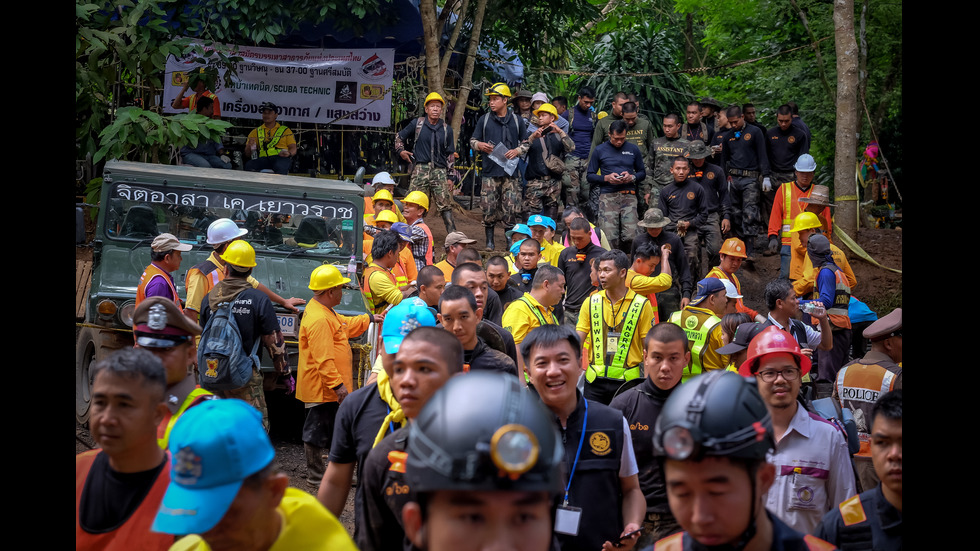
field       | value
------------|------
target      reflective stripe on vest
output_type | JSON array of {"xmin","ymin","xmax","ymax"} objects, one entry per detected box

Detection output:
[
  {"xmin": 136, "ymin": 264, "xmax": 181, "ymax": 308},
  {"xmin": 518, "ymin": 296, "xmax": 556, "ymax": 327},
  {"xmin": 780, "ymin": 183, "xmax": 797, "ymax": 245},
  {"xmin": 835, "ymin": 364, "xmax": 896, "ymax": 455},
  {"xmin": 188, "ymin": 91, "xmax": 217, "ymax": 113},
  {"xmin": 361, "ymin": 263, "xmax": 397, "ymax": 313},
  {"xmin": 669, "ymin": 309, "xmax": 722, "ymax": 381},
  {"xmin": 157, "ymin": 388, "xmax": 212, "ymax": 449},
  {"xmin": 839, "ymin": 494, "xmax": 868, "ymax": 526},
  {"xmin": 257, "ymin": 125, "xmax": 288, "ymax": 157},
  {"xmin": 587, "ymin": 293, "xmax": 646, "ymax": 382}
]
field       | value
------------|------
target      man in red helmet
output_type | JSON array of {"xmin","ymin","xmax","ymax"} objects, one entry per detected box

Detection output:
[{"xmin": 738, "ymin": 326, "xmax": 856, "ymax": 534}]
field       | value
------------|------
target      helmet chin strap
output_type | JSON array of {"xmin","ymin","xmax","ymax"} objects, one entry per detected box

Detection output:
[{"xmin": 688, "ymin": 469, "xmax": 759, "ymax": 551}]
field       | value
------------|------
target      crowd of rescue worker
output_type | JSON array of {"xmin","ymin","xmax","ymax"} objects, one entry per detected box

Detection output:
[{"xmin": 77, "ymin": 80, "xmax": 901, "ymax": 551}]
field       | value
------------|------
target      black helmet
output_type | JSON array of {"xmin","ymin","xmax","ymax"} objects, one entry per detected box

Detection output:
[
  {"xmin": 653, "ymin": 371, "xmax": 773, "ymax": 462},
  {"xmin": 407, "ymin": 371, "xmax": 563, "ymax": 493}
]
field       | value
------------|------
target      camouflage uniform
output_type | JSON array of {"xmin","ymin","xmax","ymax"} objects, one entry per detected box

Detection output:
[
  {"xmin": 598, "ymin": 192, "xmax": 639, "ymax": 245},
  {"xmin": 650, "ymin": 137, "xmax": 691, "ymax": 208},
  {"xmin": 409, "ymin": 163, "xmax": 452, "ymax": 213},
  {"xmin": 564, "ymin": 156, "xmax": 589, "ymax": 208},
  {"xmin": 482, "ymin": 176, "xmax": 522, "ymax": 227},
  {"xmin": 215, "ymin": 367, "xmax": 269, "ymax": 432},
  {"xmin": 524, "ymin": 176, "xmax": 561, "ymax": 214}
]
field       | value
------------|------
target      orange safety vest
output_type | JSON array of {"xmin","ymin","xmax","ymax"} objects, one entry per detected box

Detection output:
[
  {"xmin": 188, "ymin": 90, "xmax": 218, "ymax": 113},
  {"xmin": 75, "ymin": 450, "xmax": 174, "ymax": 551},
  {"xmin": 185, "ymin": 257, "xmax": 223, "ymax": 296},
  {"xmin": 136, "ymin": 263, "xmax": 181, "ymax": 308},
  {"xmin": 416, "ymin": 221, "xmax": 434, "ymax": 266},
  {"xmin": 835, "ymin": 363, "xmax": 899, "ymax": 456},
  {"xmin": 362, "ymin": 263, "xmax": 398, "ymax": 314}
]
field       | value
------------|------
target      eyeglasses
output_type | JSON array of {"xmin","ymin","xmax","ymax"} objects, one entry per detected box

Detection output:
[{"xmin": 756, "ymin": 367, "xmax": 800, "ymax": 383}]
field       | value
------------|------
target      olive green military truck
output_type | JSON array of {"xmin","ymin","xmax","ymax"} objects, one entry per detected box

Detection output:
[{"xmin": 75, "ymin": 161, "xmax": 373, "ymax": 424}]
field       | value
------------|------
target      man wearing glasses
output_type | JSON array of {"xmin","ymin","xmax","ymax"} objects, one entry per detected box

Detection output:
[{"xmin": 737, "ymin": 326, "xmax": 856, "ymax": 534}]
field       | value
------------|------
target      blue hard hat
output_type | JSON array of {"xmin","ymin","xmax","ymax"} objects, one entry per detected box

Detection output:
[
  {"xmin": 505, "ymin": 224, "xmax": 532, "ymax": 240},
  {"xmin": 381, "ymin": 297, "xmax": 437, "ymax": 354}
]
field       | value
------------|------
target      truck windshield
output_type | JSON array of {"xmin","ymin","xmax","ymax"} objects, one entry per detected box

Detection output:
[{"xmin": 103, "ymin": 181, "xmax": 358, "ymax": 257}]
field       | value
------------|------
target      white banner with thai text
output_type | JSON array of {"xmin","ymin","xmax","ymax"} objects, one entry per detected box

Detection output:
[{"xmin": 164, "ymin": 44, "xmax": 394, "ymax": 128}]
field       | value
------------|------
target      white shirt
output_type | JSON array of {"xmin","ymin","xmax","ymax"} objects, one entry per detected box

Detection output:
[
  {"xmin": 765, "ymin": 404, "xmax": 857, "ymax": 534},
  {"xmin": 767, "ymin": 313, "xmax": 823, "ymax": 349},
  {"xmin": 619, "ymin": 416, "xmax": 639, "ymax": 478}
]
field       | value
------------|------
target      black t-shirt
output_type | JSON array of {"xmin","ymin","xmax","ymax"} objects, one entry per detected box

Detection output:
[
  {"xmin": 483, "ymin": 287, "xmax": 504, "ymax": 326},
  {"xmin": 610, "ymin": 378, "xmax": 675, "ymax": 514},
  {"xmin": 78, "ymin": 451, "xmax": 168, "ymax": 533},
  {"xmin": 200, "ymin": 287, "xmax": 279, "ymax": 353},
  {"xmin": 495, "ymin": 282, "xmax": 524, "ymax": 309},
  {"xmin": 558, "ymin": 243, "xmax": 606, "ymax": 309},
  {"xmin": 465, "ymin": 337, "xmax": 519, "ymax": 377},
  {"xmin": 328, "ymin": 382, "xmax": 394, "ymax": 542},
  {"xmin": 357, "ymin": 427, "xmax": 413, "ymax": 551}
]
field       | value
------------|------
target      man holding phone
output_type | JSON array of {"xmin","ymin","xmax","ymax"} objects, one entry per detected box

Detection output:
[{"xmin": 587, "ymin": 120, "xmax": 646, "ymax": 253}]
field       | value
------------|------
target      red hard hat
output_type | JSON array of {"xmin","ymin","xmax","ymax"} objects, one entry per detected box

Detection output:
[{"xmin": 738, "ymin": 326, "xmax": 812, "ymax": 377}]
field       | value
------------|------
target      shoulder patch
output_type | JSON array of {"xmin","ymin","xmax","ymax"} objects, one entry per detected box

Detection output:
[
  {"xmin": 803, "ymin": 534, "xmax": 838, "ymax": 551},
  {"xmin": 839, "ymin": 494, "xmax": 867, "ymax": 526}
]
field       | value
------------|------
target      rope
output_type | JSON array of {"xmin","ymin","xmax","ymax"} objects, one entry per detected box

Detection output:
[
  {"xmin": 833, "ymin": 225, "xmax": 901, "ymax": 275},
  {"xmin": 351, "ymin": 342, "xmax": 374, "ymax": 390}
]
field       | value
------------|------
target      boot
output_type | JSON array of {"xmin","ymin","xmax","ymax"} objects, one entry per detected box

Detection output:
[
  {"xmin": 304, "ymin": 443, "xmax": 327, "ymax": 486},
  {"xmin": 441, "ymin": 209, "xmax": 456, "ymax": 233},
  {"xmin": 485, "ymin": 225, "xmax": 496, "ymax": 251},
  {"xmin": 543, "ymin": 203, "xmax": 559, "ymax": 224}
]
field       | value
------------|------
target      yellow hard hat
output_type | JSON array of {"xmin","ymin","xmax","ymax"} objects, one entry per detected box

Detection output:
[
  {"xmin": 790, "ymin": 211, "xmax": 822, "ymax": 233},
  {"xmin": 219, "ymin": 240, "xmax": 257, "ymax": 268},
  {"xmin": 597, "ymin": 111, "xmax": 608, "ymax": 120},
  {"xmin": 533, "ymin": 103, "xmax": 558, "ymax": 118},
  {"xmin": 486, "ymin": 82, "xmax": 512, "ymax": 98},
  {"xmin": 424, "ymin": 92, "xmax": 445, "ymax": 106},
  {"xmin": 403, "ymin": 190, "xmax": 430, "ymax": 211},
  {"xmin": 719, "ymin": 238, "xmax": 747, "ymax": 258},
  {"xmin": 372, "ymin": 189, "xmax": 395, "ymax": 204},
  {"xmin": 309, "ymin": 264, "xmax": 350, "ymax": 291},
  {"xmin": 375, "ymin": 209, "xmax": 398, "ymax": 224}
]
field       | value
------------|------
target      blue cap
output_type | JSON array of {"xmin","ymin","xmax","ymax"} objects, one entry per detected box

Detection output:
[
  {"xmin": 390, "ymin": 222, "xmax": 413, "ymax": 242},
  {"xmin": 690, "ymin": 278, "xmax": 726, "ymax": 307},
  {"xmin": 505, "ymin": 224, "xmax": 532, "ymax": 240},
  {"xmin": 152, "ymin": 400, "xmax": 275, "ymax": 535},
  {"xmin": 527, "ymin": 214, "xmax": 555, "ymax": 231},
  {"xmin": 381, "ymin": 297, "xmax": 437, "ymax": 354},
  {"xmin": 509, "ymin": 238, "xmax": 526, "ymax": 256}
]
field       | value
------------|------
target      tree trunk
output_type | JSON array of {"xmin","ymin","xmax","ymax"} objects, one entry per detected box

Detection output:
[
  {"xmin": 833, "ymin": 0, "xmax": 859, "ymax": 235},
  {"xmin": 419, "ymin": 1, "xmax": 445, "ymax": 98},
  {"xmin": 439, "ymin": 0, "xmax": 469, "ymax": 78},
  {"xmin": 684, "ymin": 13, "xmax": 695, "ymax": 69},
  {"xmin": 856, "ymin": 0, "xmax": 869, "ymax": 139},
  {"xmin": 450, "ymin": 0, "xmax": 488, "ymax": 148}
]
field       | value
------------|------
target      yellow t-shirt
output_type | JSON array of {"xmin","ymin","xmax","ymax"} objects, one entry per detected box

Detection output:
[
  {"xmin": 170, "ymin": 488, "xmax": 357, "ymax": 551},
  {"xmin": 502, "ymin": 293, "xmax": 557, "ymax": 346},
  {"xmin": 576, "ymin": 289, "xmax": 655, "ymax": 369}
]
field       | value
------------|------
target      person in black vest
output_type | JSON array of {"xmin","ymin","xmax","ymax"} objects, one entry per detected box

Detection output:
[
  {"xmin": 610, "ymin": 323, "xmax": 690, "ymax": 547},
  {"xmin": 525, "ymin": 324, "xmax": 646, "ymax": 551}
]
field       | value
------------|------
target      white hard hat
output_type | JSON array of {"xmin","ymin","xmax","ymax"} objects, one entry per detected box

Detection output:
[
  {"xmin": 373, "ymin": 171, "xmax": 396, "ymax": 186},
  {"xmin": 206, "ymin": 218, "xmax": 248, "ymax": 245},
  {"xmin": 721, "ymin": 278, "xmax": 743, "ymax": 299},
  {"xmin": 794, "ymin": 154, "xmax": 816, "ymax": 172}
]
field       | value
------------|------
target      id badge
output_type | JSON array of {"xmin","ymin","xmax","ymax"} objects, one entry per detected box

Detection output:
[
  {"xmin": 606, "ymin": 332, "xmax": 621, "ymax": 353},
  {"xmin": 554, "ymin": 505, "xmax": 582, "ymax": 536}
]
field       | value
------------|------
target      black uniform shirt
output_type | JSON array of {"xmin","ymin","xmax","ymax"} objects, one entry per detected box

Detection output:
[
  {"xmin": 721, "ymin": 125, "xmax": 770, "ymax": 175},
  {"xmin": 766, "ymin": 124, "xmax": 810, "ymax": 172},
  {"xmin": 690, "ymin": 160, "xmax": 730, "ymax": 219}
]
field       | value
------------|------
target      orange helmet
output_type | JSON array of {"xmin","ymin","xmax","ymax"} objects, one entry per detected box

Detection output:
[
  {"xmin": 738, "ymin": 326, "xmax": 811, "ymax": 377},
  {"xmin": 720, "ymin": 238, "xmax": 747, "ymax": 258}
]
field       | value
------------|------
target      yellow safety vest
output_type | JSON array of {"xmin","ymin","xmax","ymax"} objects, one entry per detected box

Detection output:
[
  {"xmin": 257, "ymin": 125, "xmax": 288, "ymax": 157},
  {"xmin": 669, "ymin": 309, "xmax": 722, "ymax": 382},
  {"xmin": 586, "ymin": 292, "xmax": 646, "ymax": 383},
  {"xmin": 157, "ymin": 387, "xmax": 212, "ymax": 449}
]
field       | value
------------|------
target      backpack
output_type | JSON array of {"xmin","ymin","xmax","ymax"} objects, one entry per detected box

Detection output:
[{"xmin": 198, "ymin": 295, "xmax": 261, "ymax": 391}]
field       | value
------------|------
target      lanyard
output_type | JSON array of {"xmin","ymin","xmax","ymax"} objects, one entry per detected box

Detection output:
[{"xmin": 562, "ymin": 398, "xmax": 588, "ymax": 506}]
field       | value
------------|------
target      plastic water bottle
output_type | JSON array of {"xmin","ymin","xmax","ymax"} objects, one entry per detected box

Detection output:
[{"xmin": 347, "ymin": 255, "xmax": 357, "ymax": 277}]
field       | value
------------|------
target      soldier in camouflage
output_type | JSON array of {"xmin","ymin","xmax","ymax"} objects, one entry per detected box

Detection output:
[
  {"xmin": 524, "ymin": 103, "xmax": 574, "ymax": 219},
  {"xmin": 649, "ymin": 114, "xmax": 691, "ymax": 211},
  {"xmin": 395, "ymin": 91, "xmax": 458, "ymax": 233},
  {"xmin": 470, "ymin": 83, "xmax": 529, "ymax": 250}
]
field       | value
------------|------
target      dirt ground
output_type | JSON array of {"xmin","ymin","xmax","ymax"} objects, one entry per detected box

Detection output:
[{"xmin": 75, "ymin": 202, "xmax": 900, "ymax": 538}]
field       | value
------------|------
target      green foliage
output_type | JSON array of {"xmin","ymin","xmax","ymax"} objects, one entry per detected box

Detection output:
[
  {"xmin": 94, "ymin": 107, "xmax": 231, "ymax": 163},
  {"xmin": 481, "ymin": 0, "xmax": 600, "ymax": 71},
  {"xmin": 86, "ymin": 177, "xmax": 104, "ymax": 219},
  {"xmin": 674, "ymin": 0, "xmax": 902, "ymax": 193}
]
